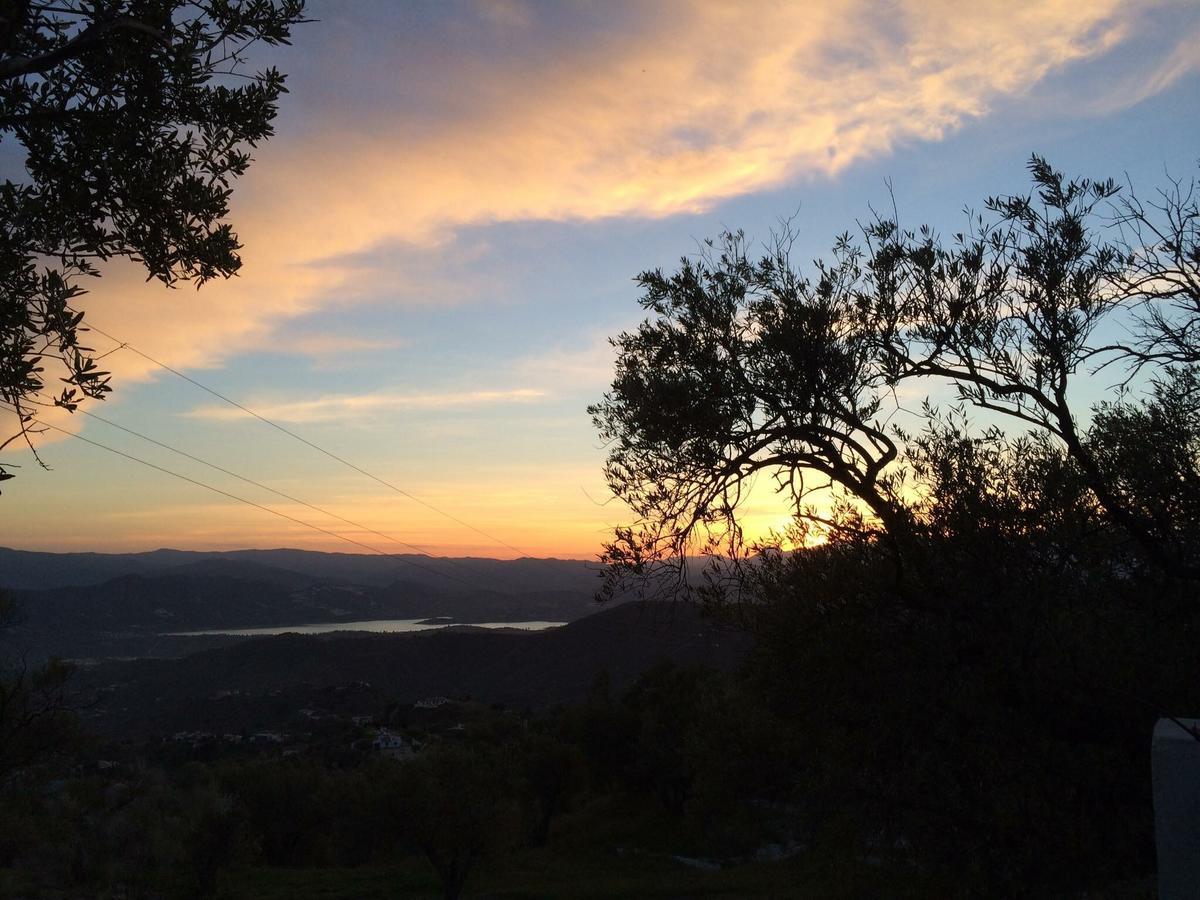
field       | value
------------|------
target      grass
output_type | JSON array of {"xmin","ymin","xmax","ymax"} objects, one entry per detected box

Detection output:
[
  {"xmin": 5, "ymin": 797, "xmax": 1147, "ymax": 899},
  {"xmin": 213, "ymin": 798, "xmax": 949, "ymax": 900}
]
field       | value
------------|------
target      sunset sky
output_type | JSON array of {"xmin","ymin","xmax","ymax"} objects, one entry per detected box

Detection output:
[{"xmin": 2, "ymin": 0, "xmax": 1199, "ymax": 559}]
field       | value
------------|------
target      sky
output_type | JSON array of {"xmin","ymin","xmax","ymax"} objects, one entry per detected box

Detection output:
[{"xmin": 2, "ymin": 0, "xmax": 1199, "ymax": 560}]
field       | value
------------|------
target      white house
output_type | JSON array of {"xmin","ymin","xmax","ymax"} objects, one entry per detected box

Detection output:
[
  {"xmin": 413, "ymin": 696, "xmax": 451, "ymax": 709},
  {"xmin": 371, "ymin": 728, "xmax": 416, "ymax": 759}
]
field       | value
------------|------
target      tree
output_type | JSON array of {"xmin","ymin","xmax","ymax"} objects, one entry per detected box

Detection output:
[
  {"xmin": 592, "ymin": 157, "xmax": 1200, "ymax": 587},
  {"xmin": 0, "ymin": 590, "xmax": 82, "ymax": 780},
  {"xmin": 1106, "ymin": 168, "xmax": 1200, "ymax": 368},
  {"xmin": 622, "ymin": 661, "xmax": 718, "ymax": 815},
  {"xmin": 384, "ymin": 743, "xmax": 521, "ymax": 900},
  {"xmin": 512, "ymin": 731, "xmax": 584, "ymax": 848},
  {"xmin": 1087, "ymin": 366, "xmax": 1200, "ymax": 578},
  {"xmin": 859, "ymin": 156, "xmax": 1197, "ymax": 576},
  {"xmin": 589, "ymin": 228, "xmax": 906, "ymax": 596},
  {"xmin": 0, "ymin": 0, "xmax": 307, "ymax": 484}
]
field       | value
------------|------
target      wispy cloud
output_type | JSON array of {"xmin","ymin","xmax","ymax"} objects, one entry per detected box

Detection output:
[
  {"xmin": 42, "ymin": 0, "xmax": 1200, "ymax": 403},
  {"xmin": 514, "ymin": 335, "xmax": 618, "ymax": 393},
  {"xmin": 282, "ymin": 334, "xmax": 410, "ymax": 359},
  {"xmin": 185, "ymin": 388, "xmax": 546, "ymax": 424}
]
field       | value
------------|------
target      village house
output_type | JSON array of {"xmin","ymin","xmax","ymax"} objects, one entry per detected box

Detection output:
[
  {"xmin": 413, "ymin": 696, "xmax": 451, "ymax": 709},
  {"xmin": 371, "ymin": 728, "xmax": 417, "ymax": 759}
]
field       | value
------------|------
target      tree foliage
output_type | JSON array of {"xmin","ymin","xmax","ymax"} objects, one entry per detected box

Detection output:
[
  {"xmin": 590, "ymin": 229, "xmax": 905, "ymax": 596},
  {"xmin": 0, "ymin": 0, "xmax": 306, "ymax": 483},
  {"xmin": 733, "ymin": 414, "xmax": 1200, "ymax": 893},
  {"xmin": 383, "ymin": 742, "xmax": 521, "ymax": 900},
  {"xmin": 592, "ymin": 156, "xmax": 1200, "ymax": 589},
  {"xmin": 589, "ymin": 156, "xmax": 1200, "ymax": 891},
  {"xmin": 0, "ymin": 590, "xmax": 82, "ymax": 780}
]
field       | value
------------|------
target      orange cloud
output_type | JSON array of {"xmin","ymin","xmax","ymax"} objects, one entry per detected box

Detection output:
[
  {"xmin": 25, "ymin": 0, "xmax": 1196, "ymax": 440},
  {"xmin": 265, "ymin": 0, "xmax": 1139, "ymax": 249},
  {"xmin": 185, "ymin": 387, "xmax": 546, "ymax": 424},
  {"xmin": 5, "ymin": 462, "xmax": 620, "ymax": 560}
]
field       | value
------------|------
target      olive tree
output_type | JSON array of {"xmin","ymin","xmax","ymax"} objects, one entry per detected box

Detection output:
[
  {"xmin": 0, "ymin": 591, "xmax": 80, "ymax": 779},
  {"xmin": 0, "ymin": 0, "xmax": 307, "ymax": 484},
  {"xmin": 860, "ymin": 156, "xmax": 1199, "ymax": 576},
  {"xmin": 589, "ymin": 229, "xmax": 907, "ymax": 596},
  {"xmin": 592, "ymin": 156, "xmax": 1200, "ymax": 591}
]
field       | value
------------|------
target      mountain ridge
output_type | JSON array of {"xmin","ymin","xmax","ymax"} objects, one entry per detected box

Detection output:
[
  {"xmin": 0, "ymin": 546, "xmax": 601, "ymax": 592},
  {"xmin": 2, "ymin": 548, "xmax": 610, "ymax": 660},
  {"xmin": 75, "ymin": 601, "xmax": 750, "ymax": 736}
]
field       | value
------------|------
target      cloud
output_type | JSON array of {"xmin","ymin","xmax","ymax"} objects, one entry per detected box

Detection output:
[
  {"xmin": 283, "ymin": 334, "xmax": 410, "ymax": 358},
  {"xmin": 513, "ymin": 334, "xmax": 619, "ymax": 392},
  {"xmin": 277, "ymin": 0, "xmax": 1135, "ymax": 247},
  {"xmin": 263, "ymin": 331, "xmax": 413, "ymax": 372},
  {"xmin": 1074, "ymin": 19, "xmax": 1200, "ymax": 114},
  {"xmin": 36, "ymin": 0, "xmax": 1198, "ymax": 406},
  {"xmin": 185, "ymin": 387, "xmax": 546, "ymax": 424}
]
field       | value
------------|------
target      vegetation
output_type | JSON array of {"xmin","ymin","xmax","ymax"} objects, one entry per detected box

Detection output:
[
  {"xmin": 584, "ymin": 157, "xmax": 1200, "ymax": 894},
  {"xmin": 0, "ymin": 667, "xmax": 816, "ymax": 899},
  {"xmin": 0, "ymin": 591, "xmax": 80, "ymax": 780},
  {"xmin": 0, "ymin": 0, "xmax": 306, "ymax": 484},
  {"xmin": 590, "ymin": 156, "xmax": 1200, "ymax": 584},
  {"xmin": 3, "ymin": 158, "xmax": 1196, "ymax": 897}
]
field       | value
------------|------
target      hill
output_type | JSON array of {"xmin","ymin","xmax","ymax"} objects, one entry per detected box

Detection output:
[
  {"xmin": 75, "ymin": 601, "xmax": 749, "ymax": 737},
  {"xmin": 2, "ymin": 552, "xmax": 609, "ymax": 659},
  {"xmin": 0, "ymin": 546, "xmax": 602, "ymax": 592}
]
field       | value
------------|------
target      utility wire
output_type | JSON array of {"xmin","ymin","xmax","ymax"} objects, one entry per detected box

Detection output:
[
  {"xmin": 31, "ymin": 419, "xmax": 478, "ymax": 590},
  {"xmin": 76, "ymin": 404, "xmax": 430, "ymax": 557},
  {"xmin": 82, "ymin": 321, "xmax": 528, "ymax": 557},
  {"xmin": 70, "ymin": 404, "xmax": 492, "ymax": 589}
]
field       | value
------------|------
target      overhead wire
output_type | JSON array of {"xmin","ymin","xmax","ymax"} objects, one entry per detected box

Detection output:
[
  {"xmin": 29, "ymin": 418, "xmax": 480, "ymax": 590},
  {"xmin": 65, "ymin": 403, "xmax": 495, "ymax": 590},
  {"xmin": 77, "ymin": 405, "xmax": 431, "ymax": 557},
  {"xmin": 80, "ymin": 320, "xmax": 528, "ymax": 557}
]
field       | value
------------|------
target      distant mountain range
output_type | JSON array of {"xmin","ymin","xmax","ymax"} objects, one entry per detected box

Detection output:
[
  {"xmin": 1, "ymin": 549, "xmax": 749, "ymax": 742},
  {"xmin": 0, "ymin": 548, "xmax": 618, "ymax": 660},
  {"xmin": 0, "ymin": 546, "xmax": 603, "ymax": 592}
]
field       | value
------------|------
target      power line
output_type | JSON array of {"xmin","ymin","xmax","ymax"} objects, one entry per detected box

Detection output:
[
  {"xmin": 70, "ymin": 405, "xmax": 496, "ymax": 589},
  {"xmin": 82, "ymin": 321, "xmax": 528, "ymax": 557},
  {"xmin": 31, "ymin": 419, "xmax": 478, "ymax": 590},
  {"xmin": 76, "ymin": 405, "xmax": 440, "ymax": 559}
]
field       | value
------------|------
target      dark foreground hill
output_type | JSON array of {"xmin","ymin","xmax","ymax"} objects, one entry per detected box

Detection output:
[{"xmin": 75, "ymin": 601, "xmax": 750, "ymax": 738}]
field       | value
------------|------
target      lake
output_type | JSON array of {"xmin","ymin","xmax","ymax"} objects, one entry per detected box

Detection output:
[{"xmin": 164, "ymin": 618, "xmax": 566, "ymax": 637}]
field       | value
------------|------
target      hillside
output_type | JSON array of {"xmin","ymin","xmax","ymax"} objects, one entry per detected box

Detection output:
[
  {"xmin": 0, "ymin": 547, "xmax": 602, "ymax": 592},
  {"xmin": 2, "ymin": 552, "xmax": 609, "ymax": 660},
  {"xmin": 75, "ymin": 601, "xmax": 749, "ymax": 737}
]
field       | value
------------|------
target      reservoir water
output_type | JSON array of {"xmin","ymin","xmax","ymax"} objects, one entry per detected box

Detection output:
[{"xmin": 165, "ymin": 618, "xmax": 565, "ymax": 637}]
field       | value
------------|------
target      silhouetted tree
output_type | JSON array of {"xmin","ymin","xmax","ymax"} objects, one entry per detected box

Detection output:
[
  {"xmin": 0, "ymin": 0, "xmax": 307, "ymax": 483},
  {"xmin": 594, "ymin": 156, "xmax": 1200, "ymax": 585},
  {"xmin": 384, "ymin": 743, "xmax": 521, "ymax": 900},
  {"xmin": 512, "ymin": 731, "xmax": 585, "ymax": 847},
  {"xmin": 859, "ymin": 156, "xmax": 1199, "ymax": 576},
  {"xmin": 1087, "ymin": 366, "xmax": 1200, "ymax": 580},
  {"xmin": 589, "ymin": 227, "xmax": 906, "ymax": 596},
  {"xmin": 0, "ymin": 590, "xmax": 81, "ymax": 779},
  {"xmin": 591, "ymin": 158, "xmax": 1200, "ymax": 891},
  {"xmin": 1107, "ymin": 169, "xmax": 1200, "ymax": 368}
]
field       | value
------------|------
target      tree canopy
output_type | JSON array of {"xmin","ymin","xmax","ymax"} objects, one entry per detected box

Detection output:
[
  {"xmin": 0, "ymin": 0, "xmax": 307, "ymax": 485},
  {"xmin": 591, "ymin": 156, "xmax": 1200, "ymax": 592}
]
